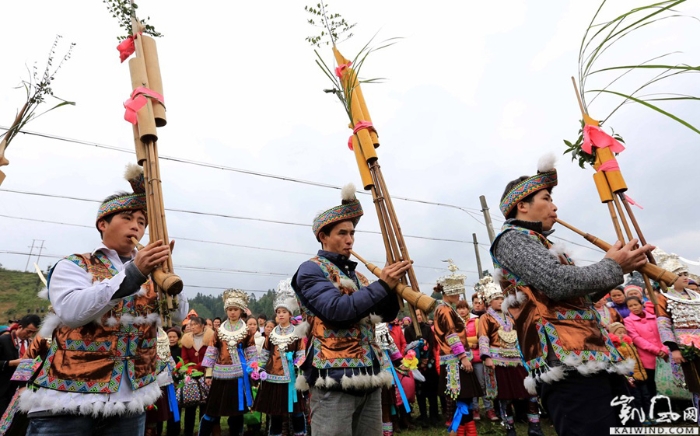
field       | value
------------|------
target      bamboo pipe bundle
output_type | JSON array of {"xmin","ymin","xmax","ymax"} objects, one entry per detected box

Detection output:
[
  {"xmin": 571, "ymin": 77, "xmax": 668, "ymax": 304},
  {"xmin": 333, "ymin": 46, "xmax": 424, "ymax": 336},
  {"xmin": 555, "ymin": 219, "xmax": 678, "ymax": 287},
  {"xmin": 351, "ymin": 251, "xmax": 437, "ymax": 313},
  {"xmin": 125, "ymin": 16, "xmax": 182, "ymax": 312}
]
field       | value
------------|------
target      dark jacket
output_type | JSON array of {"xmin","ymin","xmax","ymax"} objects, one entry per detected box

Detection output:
[{"xmin": 0, "ymin": 333, "xmax": 20, "ymax": 401}]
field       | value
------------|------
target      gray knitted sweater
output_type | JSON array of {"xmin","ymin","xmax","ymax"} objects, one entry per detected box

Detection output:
[{"xmin": 492, "ymin": 220, "xmax": 624, "ymax": 301}]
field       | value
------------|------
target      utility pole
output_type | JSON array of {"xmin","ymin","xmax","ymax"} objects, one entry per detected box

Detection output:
[
  {"xmin": 480, "ymin": 195, "xmax": 496, "ymax": 244},
  {"xmin": 24, "ymin": 239, "xmax": 37, "ymax": 272},
  {"xmin": 473, "ymin": 233, "xmax": 483, "ymax": 279},
  {"xmin": 35, "ymin": 240, "xmax": 46, "ymax": 269}
]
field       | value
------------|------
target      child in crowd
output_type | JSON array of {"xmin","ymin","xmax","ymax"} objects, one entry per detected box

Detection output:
[{"xmin": 608, "ymin": 322, "xmax": 651, "ymax": 424}]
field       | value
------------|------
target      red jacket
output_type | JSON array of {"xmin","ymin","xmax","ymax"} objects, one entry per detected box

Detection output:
[
  {"xmin": 180, "ymin": 327, "xmax": 215, "ymax": 373},
  {"xmin": 389, "ymin": 324, "xmax": 406, "ymax": 356}
]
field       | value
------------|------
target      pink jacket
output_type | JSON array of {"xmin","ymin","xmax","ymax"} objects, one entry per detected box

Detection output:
[
  {"xmin": 466, "ymin": 316, "xmax": 481, "ymax": 363},
  {"xmin": 624, "ymin": 311, "xmax": 668, "ymax": 370}
]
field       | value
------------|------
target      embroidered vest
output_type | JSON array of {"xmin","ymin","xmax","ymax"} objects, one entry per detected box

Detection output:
[
  {"xmin": 300, "ymin": 256, "xmax": 377, "ymax": 369},
  {"xmin": 491, "ymin": 224, "xmax": 622, "ymax": 375},
  {"xmin": 34, "ymin": 252, "xmax": 159, "ymax": 393}
]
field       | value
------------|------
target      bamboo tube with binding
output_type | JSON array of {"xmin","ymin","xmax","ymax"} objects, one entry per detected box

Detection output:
[
  {"xmin": 130, "ymin": 237, "xmax": 183, "ymax": 295},
  {"xmin": 555, "ymin": 218, "xmax": 678, "ymax": 286},
  {"xmin": 140, "ymin": 35, "xmax": 166, "ymax": 127},
  {"xmin": 351, "ymin": 250, "xmax": 436, "ymax": 313}
]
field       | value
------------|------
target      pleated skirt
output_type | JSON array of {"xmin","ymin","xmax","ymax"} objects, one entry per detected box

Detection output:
[{"xmin": 252, "ymin": 381, "xmax": 305, "ymax": 415}]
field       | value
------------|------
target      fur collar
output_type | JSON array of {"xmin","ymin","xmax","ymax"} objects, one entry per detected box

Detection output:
[{"xmin": 181, "ymin": 327, "xmax": 215, "ymax": 350}]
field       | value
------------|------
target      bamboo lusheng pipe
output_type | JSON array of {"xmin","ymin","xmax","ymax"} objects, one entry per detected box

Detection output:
[
  {"xmin": 554, "ymin": 219, "xmax": 678, "ymax": 287},
  {"xmin": 333, "ymin": 47, "xmax": 379, "ymax": 147},
  {"xmin": 131, "ymin": 237, "xmax": 183, "ymax": 295},
  {"xmin": 140, "ymin": 35, "xmax": 166, "ymax": 127},
  {"xmin": 351, "ymin": 251, "xmax": 436, "ymax": 313}
]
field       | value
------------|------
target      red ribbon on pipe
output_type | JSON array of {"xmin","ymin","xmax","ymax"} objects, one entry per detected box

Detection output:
[
  {"xmin": 582, "ymin": 125, "xmax": 625, "ymax": 155},
  {"xmin": 117, "ymin": 35, "xmax": 136, "ymax": 63},
  {"xmin": 335, "ymin": 61, "xmax": 352, "ymax": 78},
  {"xmin": 347, "ymin": 121, "xmax": 376, "ymax": 151},
  {"xmin": 124, "ymin": 86, "xmax": 165, "ymax": 125}
]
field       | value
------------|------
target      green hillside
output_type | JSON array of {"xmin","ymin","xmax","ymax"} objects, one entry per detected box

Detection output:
[{"xmin": 0, "ymin": 267, "xmax": 50, "ymax": 324}]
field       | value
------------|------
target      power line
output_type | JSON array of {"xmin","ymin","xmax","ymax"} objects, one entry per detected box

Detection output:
[
  {"xmin": 0, "ymin": 126, "xmax": 485, "ymax": 213},
  {"xmin": 0, "ymin": 214, "xmax": 451, "ymax": 272},
  {"xmin": 0, "ymin": 189, "xmax": 472, "ymax": 244},
  {"xmin": 0, "ymin": 250, "xmax": 292, "ymax": 277}
]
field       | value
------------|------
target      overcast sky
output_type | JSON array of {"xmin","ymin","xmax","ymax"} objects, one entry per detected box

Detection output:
[{"xmin": 1, "ymin": 0, "xmax": 698, "ymax": 300}]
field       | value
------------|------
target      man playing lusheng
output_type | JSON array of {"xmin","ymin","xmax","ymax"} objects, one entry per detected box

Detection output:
[
  {"xmin": 291, "ymin": 184, "xmax": 411, "ymax": 436},
  {"xmin": 490, "ymin": 154, "xmax": 653, "ymax": 436},
  {"xmin": 21, "ymin": 165, "xmax": 188, "ymax": 436}
]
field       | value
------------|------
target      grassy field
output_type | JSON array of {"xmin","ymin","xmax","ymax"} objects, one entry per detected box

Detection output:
[{"xmin": 0, "ymin": 268, "xmax": 49, "ymax": 324}]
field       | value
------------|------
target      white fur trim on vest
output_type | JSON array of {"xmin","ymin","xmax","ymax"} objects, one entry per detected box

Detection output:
[
  {"xmin": 339, "ymin": 277, "xmax": 356, "ymax": 290},
  {"xmin": 523, "ymin": 375, "xmax": 538, "ymax": 396},
  {"xmin": 37, "ymin": 288, "xmax": 49, "ymax": 301},
  {"xmin": 295, "ymin": 374, "xmax": 309, "ymax": 391},
  {"xmin": 19, "ymin": 381, "xmax": 161, "ymax": 417},
  {"xmin": 492, "ymin": 269, "xmax": 503, "ymax": 284},
  {"xmin": 324, "ymin": 376, "xmax": 338, "ymax": 389},
  {"xmin": 340, "ymin": 374, "xmax": 353, "ymax": 390},
  {"xmin": 39, "ymin": 312, "xmax": 62, "ymax": 339},
  {"xmin": 294, "ymin": 321, "xmax": 310, "ymax": 338},
  {"xmin": 369, "ymin": 313, "xmax": 383, "ymax": 325}
]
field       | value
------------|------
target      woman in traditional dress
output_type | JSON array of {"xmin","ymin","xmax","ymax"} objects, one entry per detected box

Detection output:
[
  {"xmin": 433, "ymin": 262, "xmax": 482, "ymax": 436},
  {"xmin": 199, "ymin": 290, "xmax": 257, "ymax": 436},
  {"xmin": 253, "ymin": 279, "xmax": 307, "ymax": 436},
  {"xmin": 478, "ymin": 277, "xmax": 543, "ymax": 436}
]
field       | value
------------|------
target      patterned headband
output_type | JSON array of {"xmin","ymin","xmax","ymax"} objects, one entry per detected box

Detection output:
[
  {"xmin": 499, "ymin": 170, "xmax": 558, "ymax": 217},
  {"xmin": 96, "ymin": 193, "xmax": 147, "ymax": 223},
  {"xmin": 312, "ymin": 199, "xmax": 363, "ymax": 238},
  {"xmin": 96, "ymin": 164, "xmax": 148, "ymax": 224}
]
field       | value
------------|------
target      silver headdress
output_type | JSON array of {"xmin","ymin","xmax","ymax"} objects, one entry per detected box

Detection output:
[
  {"xmin": 654, "ymin": 248, "xmax": 689, "ymax": 275},
  {"xmin": 222, "ymin": 289, "xmax": 249, "ymax": 310},
  {"xmin": 478, "ymin": 276, "xmax": 504, "ymax": 304},
  {"xmin": 274, "ymin": 278, "xmax": 299, "ymax": 314},
  {"xmin": 439, "ymin": 260, "xmax": 466, "ymax": 296}
]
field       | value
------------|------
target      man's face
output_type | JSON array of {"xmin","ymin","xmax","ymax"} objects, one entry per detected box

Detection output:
[
  {"xmin": 416, "ymin": 310, "xmax": 423, "ymax": 323},
  {"xmin": 472, "ymin": 299, "xmax": 485, "ymax": 312},
  {"xmin": 319, "ymin": 221, "xmax": 355, "ymax": 257},
  {"xmin": 258, "ymin": 318, "xmax": 265, "ymax": 329},
  {"xmin": 16, "ymin": 323, "xmax": 38, "ymax": 341},
  {"xmin": 517, "ymin": 190, "xmax": 558, "ymax": 231},
  {"xmin": 213, "ymin": 319, "xmax": 221, "ymax": 329},
  {"xmin": 98, "ymin": 211, "xmax": 147, "ymax": 257}
]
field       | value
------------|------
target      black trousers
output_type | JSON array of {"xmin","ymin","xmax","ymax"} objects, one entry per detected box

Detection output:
[{"xmin": 540, "ymin": 371, "xmax": 622, "ymax": 436}]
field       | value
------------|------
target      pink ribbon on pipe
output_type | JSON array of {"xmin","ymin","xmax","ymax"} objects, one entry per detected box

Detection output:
[
  {"xmin": 117, "ymin": 35, "xmax": 138, "ymax": 63},
  {"xmin": 598, "ymin": 160, "xmax": 620, "ymax": 172},
  {"xmin": 582, "ymin": 125, "xmax": 626, "ymax": 155},
  {"xmin": 347, "ymin": 121, "xmax": 376, "ymax": 151},
  {"xmin": 124, "ymin": 86, "xmax": 165, "ymax": 125},
  {"xmin": 335, "ymin": 61, "xmax": 352, "ymax": 78},
  {"xmin": 624, "ymin": 195, "xmax": 644, "ymax": 210}
]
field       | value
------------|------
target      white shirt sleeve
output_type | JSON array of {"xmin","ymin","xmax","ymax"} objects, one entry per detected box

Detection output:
[{"xmin": 48, "ymin": 259, "xmax": 126, "ymax": 328}]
